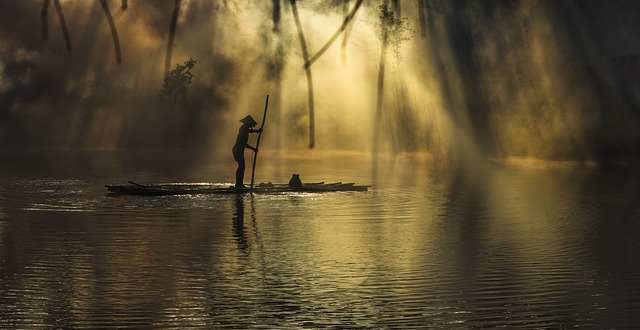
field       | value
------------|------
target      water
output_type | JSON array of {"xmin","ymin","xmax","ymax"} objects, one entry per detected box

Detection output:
[{"xmin": 1, "ymin": 150, "xmax": 640, "ymax": 328}]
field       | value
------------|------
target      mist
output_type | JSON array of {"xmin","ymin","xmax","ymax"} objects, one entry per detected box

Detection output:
[{"xmin": 1, "ymin": 0, "xmax": 639, "ymax": 167}]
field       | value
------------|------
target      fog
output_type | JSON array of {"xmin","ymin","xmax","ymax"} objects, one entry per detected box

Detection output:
[{"xmin": 1, "ymin": 0, "xmax": 639, "ymax": 168}]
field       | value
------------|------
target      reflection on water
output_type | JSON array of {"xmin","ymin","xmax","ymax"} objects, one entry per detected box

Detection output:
[{"xmin": 1, "ymin": 151, "xmax": 640, "ymax": 328}]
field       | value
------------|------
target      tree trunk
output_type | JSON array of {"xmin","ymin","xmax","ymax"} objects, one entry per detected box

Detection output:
[
  {"xmin": 43, "ymin": 0, "xmax": 73, "ymax": 52},
  {"xmin": 341, "ymin": 0, "xmax": 349, "ymax": 65},
  {"xmin": 53, "ymin": 0, "xmax": 72, "ymax": 52},
  {"xmin": 272, "ymin": 0, "xmax": 281, "ymax": 32},
  {"xmin": 272, "ymin": 0, "xmax": 283, "ymax": 150},
  {"xmin": 41, "ymin": 0, "xmax": 50, "ymax": 40},
  {"xmin": 372, "ymin": 32, "xmax": 388, "ymax": 186},
  {"xmin": 99, "ymin": 0, "xmax": 122, "ymax": 64},
  {"xmin": 372, "ymin": 1, "xmax": 390, "ymax": 187},
  {"xmin": 392, "ymin": 0, "xmax": 400, "ymax": 16},
  {"xmin": 304, "ymin": 0, "xmax": 362, "ymax": 69},
  {"xmin": 371, "ymin": 0, "xmax": 400, "ymax": 186},
  {"xmin": 165, "ymin": 0, "xmax": 182, "ymax": 75},
  {"xmin": 290, "ymin": 0, "xmax": 315, "ymax": 149},
  {"xmin": 417, "ymin": 0, "xmax": 427, "ymax": 38}
]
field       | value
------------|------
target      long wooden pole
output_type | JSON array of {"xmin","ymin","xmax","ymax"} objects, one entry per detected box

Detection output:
[{"xmin": 250, "ymin": 95, "xmax": 269, "ymax": 190}]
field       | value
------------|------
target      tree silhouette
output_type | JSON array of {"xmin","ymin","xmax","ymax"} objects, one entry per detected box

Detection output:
[
  {"xmin": 165, "ymin": 0, "xmax": 183, "ymax": 75},
  {"xmin": 160, "ymin": 58, "xmax": 197, "ymax": 106},
  {"xmin": 270, "ymin": 0, "xmax": 284, "ymax": 150},
  {"xmin": 272, "ymin": 0, "xmax": 281, "ymax": 31},
  {"xmin": 372, "ymin": 3, "xmax": 391, "ymax": 186},
  {"xmin": 303, "ymin": 0, "xmax": 363, "ymax": 69},
  {"xmin": 417, "ymin": 0, "xmax": 428, "ymax": 38},
  {"xmin": 341, "ymin": 0, "xmax": 351, "ymax": 65},
  {"xmin": 290, "ymin": 0, "xmax": 316, "ymax": 148},
  {"xmin": 41, "ymin": 0, "xmax": 122, "ymax": 64},
  {"xmin": 292, "ymin": 0, "xmax": 364, "ymax": 149},
  {"xmin": 98, "ymin": 0, "xmax": 122, "ymax": 65},
  {"xmin": 35, "ymin": 1, "xmax": 419, "ymax": 159},
  {"xmin": 372, "ymin": 2, "xmax": 410, "ymax": 185},
  {"xmin": 41, "ymin": 0, "xmax": 72, "ymax": 52}
]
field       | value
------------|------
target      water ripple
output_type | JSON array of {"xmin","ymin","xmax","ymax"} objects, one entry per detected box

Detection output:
[{"xmin": 1, "ymin": 164, "xmax": 640, "ymax": 328}]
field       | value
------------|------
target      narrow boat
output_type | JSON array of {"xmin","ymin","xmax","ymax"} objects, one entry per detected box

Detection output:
[{"xmin": 105, "ymin": 181, "xmax": 369, "ymax": 196}]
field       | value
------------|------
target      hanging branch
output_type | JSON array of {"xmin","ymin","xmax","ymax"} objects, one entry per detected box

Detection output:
[
  {"xmin": 290, "ymin": 0, "xmax": 315, "ymax": 149},
  {"xmin": 271, "ymin": 0, "xmax": 284, "ymax": 149},
  {"xmin": 372, "ymin": 2, "xmax": 410, "ymax": 185},
  {"xmin": 392, "ymin": 0, "xmax": 401, "ymax": 16},
  {"xmin": 41, "ymin": 0, "xmax": 50, "ymax": 40},
  {"xmin": 303, "ymin": 0, "xmax": 363, "ymax": 69},
  {"xmin": 52, "ymin": 0, "xmax": 72, "ymax": 52},
  {"xmin": 272, "ymin": 0, "xmax": 281, "ymax": 32},
  {"xmin": 165, "ymin": 0, "xmax": 182, "ymax": 75},
  {"xmin": 341, "ymin": 0, "xmax": 350, "ymax": 65},
  {"xmin": 98, "ymin": 0, "xmax": 122, "ymax": 64},
  {"xmin": 372, "ymin": 2, "xmax": 392, "ymax": 186},
  {"xmin": 417, "ymin": 0, "xmax": 427, "ymax": 38},
  {"xmin": 42, "ymin": 0, "xmax": 73, "ymax": 52},
  {"xmin": 372, "ymin": 41, "xmax": 388, "ymax": 185}
]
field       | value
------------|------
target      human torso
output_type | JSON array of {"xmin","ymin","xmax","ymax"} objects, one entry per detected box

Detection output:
[{"xmin": 234, "ymin": 125, "xmax": 249, "ymax": 149}]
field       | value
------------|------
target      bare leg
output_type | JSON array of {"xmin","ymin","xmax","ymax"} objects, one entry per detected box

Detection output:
[{"xmin": 235, "ymin": 157, "xmax": 245, "ymax": 187}]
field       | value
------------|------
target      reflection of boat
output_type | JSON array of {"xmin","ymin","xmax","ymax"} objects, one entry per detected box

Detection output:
[{"xmin": 106, "ymin": 181, "xmax": 369, "ymax": 196}]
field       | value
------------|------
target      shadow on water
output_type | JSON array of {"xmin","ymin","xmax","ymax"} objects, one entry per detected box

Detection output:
[{"xmin": 232, "ymin": 195, "xmax": 249, "ymax": 252}]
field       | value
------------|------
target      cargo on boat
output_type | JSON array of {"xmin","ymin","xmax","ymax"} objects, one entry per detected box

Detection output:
[{"xmin": 106, "ymin": 181, "xmax": 369, "ymax": 196}]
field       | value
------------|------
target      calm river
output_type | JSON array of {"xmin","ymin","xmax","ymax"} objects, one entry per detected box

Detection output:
[{"xmin": 1, "ymin": 149, "xmax": 639, "ymax": 328}]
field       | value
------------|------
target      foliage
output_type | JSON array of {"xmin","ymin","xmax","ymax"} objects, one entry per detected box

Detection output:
[
  {"xmin": 378, "ymin": 5, "xmax": 413, "ymax": 62},
  {"xmin": 160, "ymin": 58, "xmax": 197, "ymax": 105}
]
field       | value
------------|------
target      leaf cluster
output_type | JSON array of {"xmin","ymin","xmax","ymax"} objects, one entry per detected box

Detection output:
[
  {"xmin": 160, "ymin": 58, "xmax": 197, "ymax": 105},
  {"xmin": 379, "ymin": 5, "xmax": 413, "ymax": 62}
]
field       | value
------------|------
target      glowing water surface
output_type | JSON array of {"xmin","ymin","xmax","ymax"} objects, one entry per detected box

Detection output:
[{"xmin": 1, "ymin": 150, "xmax": 639, "ymax": 328}]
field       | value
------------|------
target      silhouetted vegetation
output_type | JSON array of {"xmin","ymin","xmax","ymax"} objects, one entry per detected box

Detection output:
[
  {"xmin": 160, "ymin": 58, "xmax": 197, "ymax": 106},
  {"xmin": 41, "ymin": 0, "xmax": 121, "ymax": 63},
  {"xmin": 6, "ymin": 1, "xmax": 640, "ymax": 163},
  {"xmin": 373, "ymin": 3, "xmax": 412, "ymax": 185},
  {"xmin": 98, "ymin": 0, "xmax": 121, "ymax": 65},
  {"xmin": 165, "ymin": 0, "xmax": 183, "ymax": 75},
  {"xmin": 380, "ymin": 5, "xmax": 412, "ymax": 62},
  {"xmin": 290, "ymin": 0, "xmax": 316, "ymax": 149},
  {"xmin": 41, "ymin": 0, "xmax": 72, "ymax": 52},
  {"xmin": 303, "ymin": 0, "xmax": 363, "ymax": 69}
]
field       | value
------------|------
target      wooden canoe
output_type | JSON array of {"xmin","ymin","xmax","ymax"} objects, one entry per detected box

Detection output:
[{"xmin": 105, "ymin": 181, "xmax": 369, "ymax": 196}]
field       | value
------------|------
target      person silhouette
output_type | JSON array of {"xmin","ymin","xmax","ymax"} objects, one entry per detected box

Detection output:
[{"xmin": 233, "ymin": 115, "xmax": 262, "ymax": 188}]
